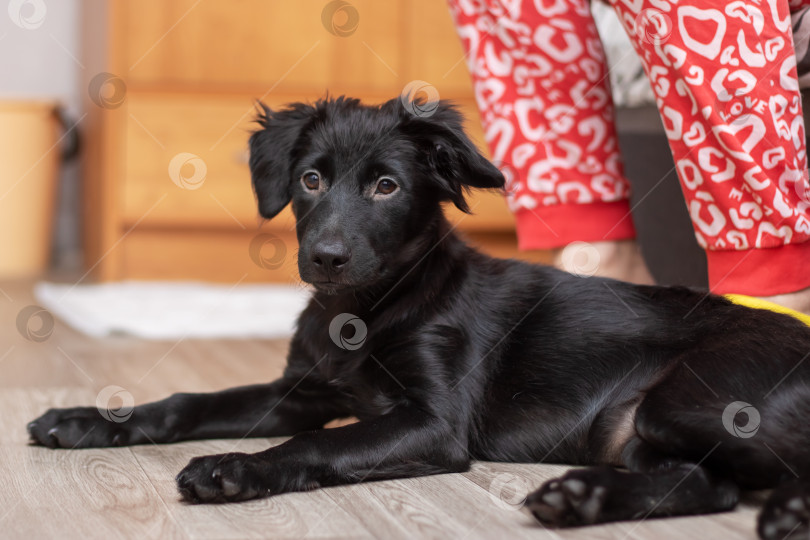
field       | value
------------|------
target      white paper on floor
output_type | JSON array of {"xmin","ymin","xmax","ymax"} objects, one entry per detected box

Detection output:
[{"xmin": 34, "ymin": 281, "xmax": 312, "ymax": 340}]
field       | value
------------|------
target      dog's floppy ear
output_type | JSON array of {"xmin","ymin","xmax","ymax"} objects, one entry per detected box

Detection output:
[
  {"xmin": 399, "ymin": 100, "xmax": 505, "ymax": 212},
  {"xmin": 249, "ymin": 101, "xmax": 317, "ymax": 219}
]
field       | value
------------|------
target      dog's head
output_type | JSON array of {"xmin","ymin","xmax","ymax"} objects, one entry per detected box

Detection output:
[{"xmin": 249, "ymin": 96, "xmax": 504, "ymax": 294}]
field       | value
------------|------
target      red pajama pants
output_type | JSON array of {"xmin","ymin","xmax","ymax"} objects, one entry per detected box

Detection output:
[{"xmin": 448, "ymin": 0, "xmax": 810, "ymax": 295}]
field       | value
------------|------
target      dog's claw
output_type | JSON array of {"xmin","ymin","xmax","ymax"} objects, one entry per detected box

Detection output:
[
  {"xmin": 46, "ymin": 427, "xmax": 60, "ymax": 448},
  {"xmin": 27, "ymin": 421, "xmax": 39, "ymax": 443}
]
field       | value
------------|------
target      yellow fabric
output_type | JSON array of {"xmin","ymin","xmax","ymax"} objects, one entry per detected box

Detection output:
[{"xmin": 724, "ymin": 294, "xmax": 810, "ymax": 326}]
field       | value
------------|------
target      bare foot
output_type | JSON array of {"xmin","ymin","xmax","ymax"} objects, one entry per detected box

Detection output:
[
  {"xmin": 758, "ymin": 287, "xmax": 810, "ymax": 317},
  {"xmin": 551, "ymin": 240, "xmax": 655, "ymax": 285}
]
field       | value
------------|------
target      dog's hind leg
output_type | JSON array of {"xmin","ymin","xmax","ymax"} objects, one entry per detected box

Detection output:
[
  {"xmin": 751, "ymin": 388, "xmax": 810, "ymax": 539},
  {"xmin": 525, "ymin": 357, "xmax": 753, "ymax": 529},
  {"xmin": 759, "ymin": 481, "xmax": 810, "ymax": 540},
  {"xmin": 524, "ymin": 438, "xmax": 739, "ymax": 527}
]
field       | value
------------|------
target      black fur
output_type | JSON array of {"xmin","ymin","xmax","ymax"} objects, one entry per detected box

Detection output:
[{"xmin": 28, "ymin": 97, "xmax": 810, "ymax": 539}]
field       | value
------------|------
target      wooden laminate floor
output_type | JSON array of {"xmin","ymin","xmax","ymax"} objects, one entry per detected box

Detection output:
[{"xmin": 0, "ymin": 278, "xmax": 763, "ymax": 539}]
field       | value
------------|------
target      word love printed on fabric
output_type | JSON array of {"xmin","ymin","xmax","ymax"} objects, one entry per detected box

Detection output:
[{"xmin": 448, "ymin": 0, "xmax": 810, "ymax": 254}]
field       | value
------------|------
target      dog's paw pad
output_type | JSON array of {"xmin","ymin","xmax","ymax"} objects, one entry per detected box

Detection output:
[
  {"xmin": 787, "ymin": 497, "xmax": 807, "ymax": 513},
  {"xmin": 220, "ymin": 475, "xmax": 244, "ymax": 498},
  {"xmin": 541, "ymin": 490, "xmax": 565, "ymax": 507},
  {"xmin": 525, "ymin": 482, "xmax": 570, "ymax": 525},
  {"xmin": 759, "ymin": 490, "xmax": 810, "ymax": 540},
  {"xmin": 561, "ymin": 478, "xmax": 586, "ymax": 498},
  {"xmin": 525, "ymin": 469, "xmax": 613, "ymax": 527}
]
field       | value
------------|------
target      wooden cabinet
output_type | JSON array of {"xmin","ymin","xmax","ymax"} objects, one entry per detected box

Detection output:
[{"xmin": 81, "ymin": 0, "xmax": 543, "ymax": 283}]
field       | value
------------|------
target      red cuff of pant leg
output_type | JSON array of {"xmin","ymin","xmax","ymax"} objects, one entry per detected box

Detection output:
[
  {"xmin": 707, "ymin": 242, "xmax": 810, "ymax": 296},
  {"xmin": 514, "ymin": 200, "xmax": 637, "ymax": 250}
]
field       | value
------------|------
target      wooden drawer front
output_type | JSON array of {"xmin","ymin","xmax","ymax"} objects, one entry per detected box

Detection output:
[
  {"xmin": 123, "ymin": 0, "xmax": 332, "ymax": 89},
  {"xmin": 124, "ymin": 93, "xmax": 513, "ymax": 231},
  {"xmin": 124, "ymin": 93, "xmax": 295, "ymax": 230},
  {"xmin": 121, "ymin": 228, "xmax": 301, "ymax": 283},
  {"xmin": 444, "ymin": 191, "xmax": 513, "ymax": 232},
  {"xmin": 118, "ymin": 229, "xmax": 548, "ymax": 283},
  {"xmin": 404, "ymin": 0, "xmax": 475, "ymax": 96},
  {"xmin": 123, "ymin": 0, "xmax": 404, "ymax": 95},
  {"xmin": 121, "ymin": 0, "xmax": 474, "ymax": 98}
]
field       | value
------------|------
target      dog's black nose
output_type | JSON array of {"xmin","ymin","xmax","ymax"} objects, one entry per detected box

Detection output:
[{"xmin": 311, "ymin": 242, "xmax": 351, "ymax": 272}]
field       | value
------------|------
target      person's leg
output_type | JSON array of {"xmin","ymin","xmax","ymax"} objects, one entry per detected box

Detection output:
[
  {"xmin": 607, "ymin": 0, "xmax": 810, "ymax": 312},
  {"xmin": 553, "ymin": 239, "xmax": 654, "ymax": 284},
  {"xmin": 768, "ymin": 1, "xmax": 810, "ymax": 313},
  {"xmin": 446, "ymin": 0, "xmax": 654, "ymax": 284}
]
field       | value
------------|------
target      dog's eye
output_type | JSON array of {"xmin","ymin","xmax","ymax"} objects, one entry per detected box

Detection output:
[
  {"xmin": 301, "ymin": 171, "xmax": 321, "ymax": 191},
  {"xmin": 375, "ymin": 177, "xmax": 398, "ymax": 195}
]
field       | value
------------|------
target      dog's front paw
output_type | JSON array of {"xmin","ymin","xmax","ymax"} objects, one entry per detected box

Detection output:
[
  {"xmin": 524, "ymin": 467, "xmax": 615, "ymax": 527},
  {"xmin": 27, "ymin": 407, "xmax": 132, "ymax": 448},
  {"xmin": 176, "ymin": 453, "xmax": 276, "ymax": 503}
]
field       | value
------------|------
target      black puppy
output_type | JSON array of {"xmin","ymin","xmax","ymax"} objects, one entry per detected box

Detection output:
[{"xmin": 28, "ymin": 96, "xmax": 810, "ymax": 540}]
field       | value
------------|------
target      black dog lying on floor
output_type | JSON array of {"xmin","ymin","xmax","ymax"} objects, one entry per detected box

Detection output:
[{"xmin": 28, "ymin": 96, "xmax": 810, "ymax": 540}]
